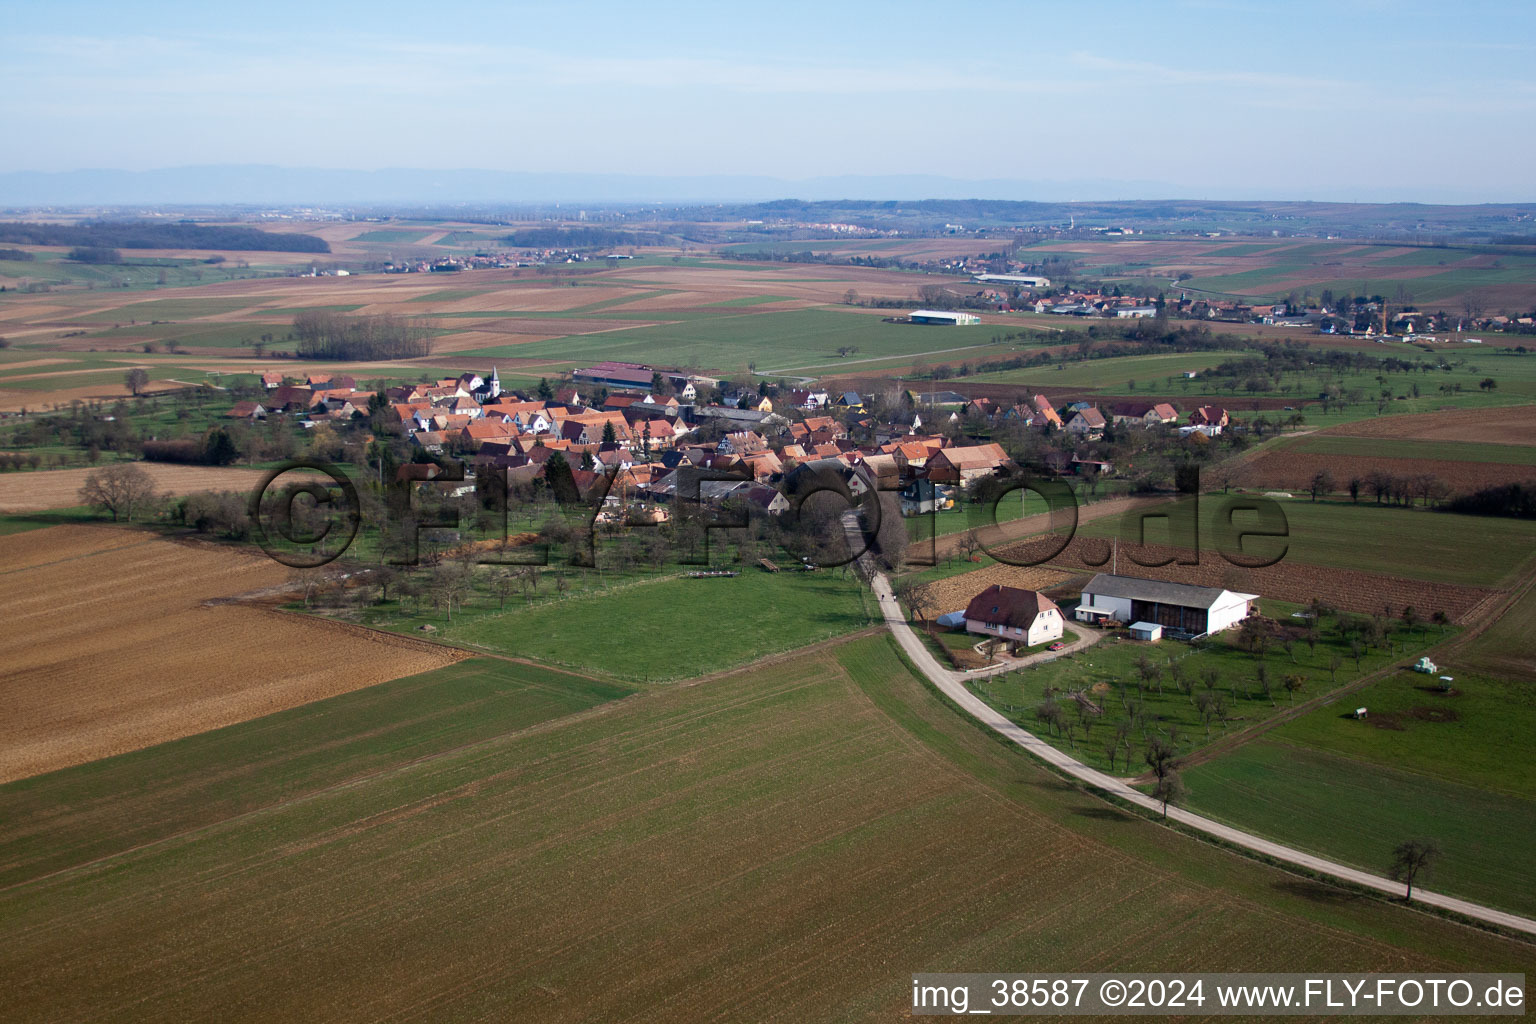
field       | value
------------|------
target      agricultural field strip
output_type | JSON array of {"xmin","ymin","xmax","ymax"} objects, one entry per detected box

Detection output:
[
  {"xmin": 5, "ymin": 635, "xmax": 1526, "ymax": 1022},
  {"xmin": 863, "ymin": 565, "xmax": 1536, "ymax": 935},
  {"xmin": 0, "ymin": 665, "xmax": 635, "ymax": 892},
  {"xmin": 0, "ymin": 526, "xmax": 463, "ymax": 782}
]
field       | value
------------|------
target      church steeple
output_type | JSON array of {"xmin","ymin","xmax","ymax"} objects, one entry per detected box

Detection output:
[{"xmin": 488, "ymin": 365, "xmax": 501, "ymax": 400}]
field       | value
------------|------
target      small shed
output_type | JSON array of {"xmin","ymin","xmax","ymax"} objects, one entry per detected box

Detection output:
[
  {"xmin": 1129, "ymin": 621, "xmax": 1163, "ymax": 642},
  {"xmin": 1354, "ymin": 707, "xmax": 1368, "ymax": 719}
]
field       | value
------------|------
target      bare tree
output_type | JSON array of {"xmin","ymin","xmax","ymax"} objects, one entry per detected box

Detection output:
[
  {"xmin": 1144, "ymin": 738, "xmax": 1184, "ymax": 820},
  {"xmin": 1388, "ymin": 839, "xmax": 1439, "ymax": 901},
  {"xmin": 124, "ymin": 367, "xmax": 150, "ymax": 396},
  {"xmin": 78, "ymin": 463, "xmax": 158, "ymax": 522}
]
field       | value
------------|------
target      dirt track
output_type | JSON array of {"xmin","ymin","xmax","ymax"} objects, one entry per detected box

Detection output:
[{"xmin": 0, "ymin": 525, "xmax": 463, "ymax": 782}]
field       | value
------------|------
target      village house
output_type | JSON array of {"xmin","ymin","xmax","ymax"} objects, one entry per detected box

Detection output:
[
  {"xmin": 1064, "ymin": 407, "xmax": 1106, "ymax": 439},
  {"xmin": 924, "ymin": 443, "xmax": 1013, "ymax": 486},
  {"xmin": 1108, "ymin": 401, "xmax": 1179, "ymax": 427},
  {"xmin": 1189, "ymin": 406, "xmax": 1230, "ymax": 428},
  {"xmin": 963, "ymin": 585, "xmax": 1065, "ymax": 650}
]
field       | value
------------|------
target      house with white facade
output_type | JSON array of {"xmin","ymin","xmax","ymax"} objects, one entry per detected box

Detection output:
[{"xmin": 963, "ymin": 585, "xmax": 1064, "ymax": 650}]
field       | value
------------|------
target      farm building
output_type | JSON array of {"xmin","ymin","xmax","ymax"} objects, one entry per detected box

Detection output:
[
  {"xmin": 1074, "ymin": 574, "xmax": 1257, "ymax": 639},
  {"xmin": 1129, "ymin": 622, "xmax": 1163, "ymax": 642},
  {"xmin": 964, "ymin": 585, "xmax": 1064, "ymax": 649},
  {"xmin": 910, "ymin": 309, "xmax": 981, "ymax": 326},
  {"xmin": 971, "ymin": 273, "xmax": 1052, "ymax": 288}
]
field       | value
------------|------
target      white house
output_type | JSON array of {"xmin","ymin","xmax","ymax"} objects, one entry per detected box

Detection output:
[
  {"xmin": 1074, "ymin": 574, "xmax": 1257, "ymax": 638},
  {"xmin": 963, "ymin": 585, "xmax": 1064, "ymax": 650}
]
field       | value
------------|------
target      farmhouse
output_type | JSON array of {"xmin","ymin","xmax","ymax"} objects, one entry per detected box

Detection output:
[
  {"xmin": 910, "ymin": 309, "xmax": 980, "ymax": 326},
  {"xmin": 1190, "ymin": 406, "xmax": 1230, "ymax": 428},
  {"xmin": 1064, "ymin": 407, "xmax": 1106, "ymax": 438},
  {"xmin": 1108, "ymin": 401, "xmax": 1179, "ymax": 427},
  {"xmin": 925, "ymin": 443, "xmax": 1012, "ymax": 485},
  {"xmin": 1074, "ymin": 574, "xmax": 1257, "ymax": 639},
  {"xmin": 963, "ymin": 585, "xmax": 1064, "ymax": 649}
]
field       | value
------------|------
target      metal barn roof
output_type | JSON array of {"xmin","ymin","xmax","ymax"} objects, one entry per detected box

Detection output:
[{"xmin": 1081, "ymin": 573, "xmax": 1257, "ymax": 610}]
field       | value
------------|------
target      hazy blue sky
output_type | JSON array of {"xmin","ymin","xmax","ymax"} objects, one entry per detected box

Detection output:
[{"xmin": 4, "ymin": 0, "xmax": 1534, "ymax": 201}]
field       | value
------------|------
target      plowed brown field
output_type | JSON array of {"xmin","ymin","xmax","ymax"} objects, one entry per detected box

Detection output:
[
  {"xmin": 0, "ymin": 464, "xmax": 270, "ymax": 512},
  {"xmin": 1325, "ymin": 405, "xmax": 1536, "ymax": 445},
  {"xmin": 0, "ymin": 525, "xmax": 462, "ymax": 781},
  {"xmin": 1234, "ymin": 451, "xmax": 1535, "ymax": 495},
  {"xmin": 917, "ymin": 564, "xmax": 1076, "ymax": 614}
]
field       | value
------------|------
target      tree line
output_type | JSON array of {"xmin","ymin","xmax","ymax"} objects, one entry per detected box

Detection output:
[
  {"xmin": 292, "ymin": 311, "xmax": 434, "ymax": 360},
  {"xmin": 0, "ymin": 221, "xmax": 329, "ymax": 253}
]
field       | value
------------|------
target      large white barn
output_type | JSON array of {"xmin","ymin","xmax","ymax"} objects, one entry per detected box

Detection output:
[{"xmin": 1074, "ymin": 574, "xmax": 1257, "ymax": 639}]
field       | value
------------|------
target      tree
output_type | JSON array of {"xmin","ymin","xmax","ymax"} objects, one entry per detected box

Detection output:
[
  {"xmin": 1144, "ymin": 738, "xmax": 1183, "ymax": 820},
  {"xmin": 78, "ymin": 463, "xmax": 157, "ymax": 522},
  {"xmin": 1309, "ymin": 469, "xmax": 1335, "ymax": 501},
  {"xmin": 1388, "ymin": 839, "xmax": 1440, "ymax": 901},
  {"xmin": 124, "ymin": 367, "xmax": 150, "ymax": 396},
  {"xmin": 1282, "ymin": 673, "xmax": 1306, "ymax": 702},
  {"xmin": 1479, "ymin": 377, "xmax": 1497, "ymax": 391},
  {"xmin": 891, "ymin": 575, "xmax": 935, "ymax": 627},
  {"xmin": 601, "ymin": 420, "xmax": 617, "ymax": 445},
  {"xmin": 203, "ymin": 426, "xmax": 240, "ymax": 466},
  {"xmin": 543, "ymin": 451, "xmax": 580, "ymax": 505},
  {"xmin": 537, "ymin": 377, "xmax": 554, "ymax": 401}
]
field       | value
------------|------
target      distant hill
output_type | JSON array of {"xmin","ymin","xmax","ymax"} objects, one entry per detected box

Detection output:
[{"xmin": 3, "ymin": 164, "xmax": 1532, "ymax": 210}]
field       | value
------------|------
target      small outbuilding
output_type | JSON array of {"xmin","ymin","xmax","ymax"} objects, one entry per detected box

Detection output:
[{"xmin": 1129, "ymin": 621, "xmax": 1163, "ymax": 642}]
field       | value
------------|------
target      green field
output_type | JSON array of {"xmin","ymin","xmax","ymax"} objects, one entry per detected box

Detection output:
[
  {"xmin": 1, "ymin": 634, "xmax": 1528, "ymax": 1020},
  {"xmin": 1179, "ymin": 575, "xmax": 1536, "ymax": 918},
  {"xmin": 352, "ymin": 229, "xmax": 432, "ymax": 244},
  {"xmin": 1182, "ymin": 740, "xmax": 1536, "ymax": 916},
  {"xmin": 965, "ymin": 350, "xmax": 1245, "ymax": 390},
  {"xmin": 457, "ymin": 308, "xmax": 1016, "ymax": 373},
  {"xmin": 1074, "ymin": 496, "xmax": 1536, "ymax": 587},
  {"xmin": 1460, "ymin": 585, "xmax": 1536, "ymax": 678},
  {"xmin": 443, "ymin": 566, "xmax": 875, "ymax": 681}
]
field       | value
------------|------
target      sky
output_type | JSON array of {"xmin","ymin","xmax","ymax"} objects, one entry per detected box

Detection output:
[{"xmin": 3, "ymin": 0, "xmax": 1534, "ymax": 203}]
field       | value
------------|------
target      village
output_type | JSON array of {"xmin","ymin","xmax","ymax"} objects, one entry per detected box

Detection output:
[{"xmin": 232, "ymin": 356, "xmax": 1236, "ymax": 532}]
